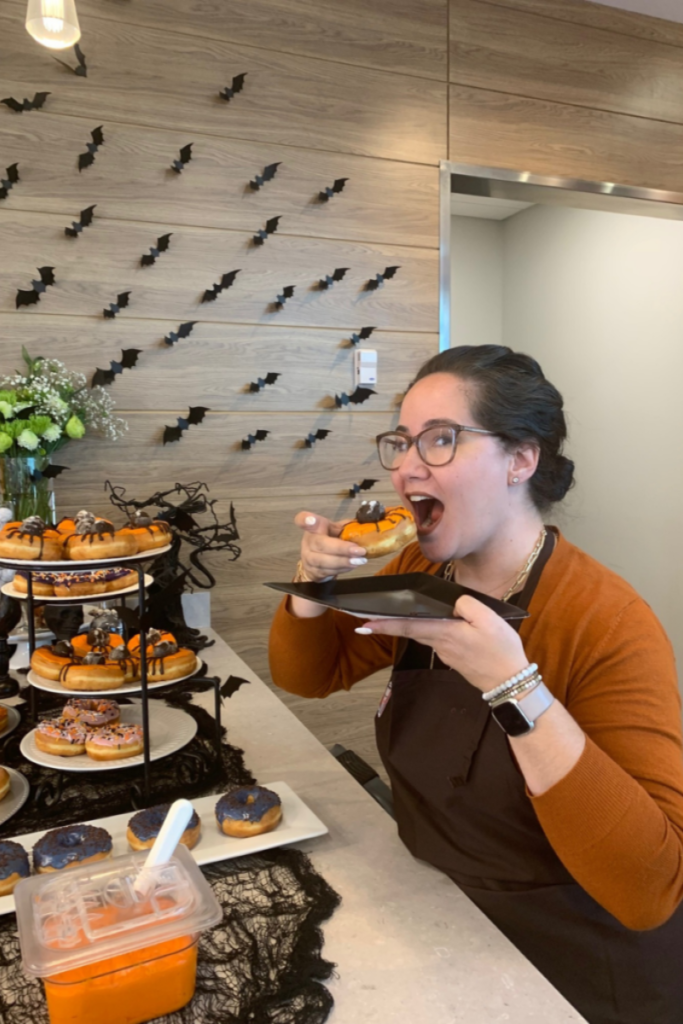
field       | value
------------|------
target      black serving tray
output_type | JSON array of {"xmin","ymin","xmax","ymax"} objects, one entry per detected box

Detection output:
[{"xmin": 265, "ymin": 572, "xmax": 530, "ymax": 621}]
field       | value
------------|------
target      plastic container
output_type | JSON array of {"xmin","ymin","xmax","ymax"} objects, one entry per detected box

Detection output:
[{"xmin": 15, "ymin": 844, "xmax": 222, "ymax": 1024}]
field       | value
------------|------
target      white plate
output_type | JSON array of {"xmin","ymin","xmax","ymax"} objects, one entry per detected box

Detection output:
[
  {"xmin": 0, "ymin": 781, "xmax": 327, "ymax": 914},
  {"xmin": 26, "ymin": 657, "xmax": 202, "ymax": 697},
  {"xmin": 0, "ymin": 705, "xmax": 21, "ymax": 741},
  {"xmin": 0, "ymin": 767, "xmax": 30, "ymax": 828},
  {"xmin": 2, "ymin": 574, "xmax": 153, "ymax": 604},
  {"xmin": 0, "ymin": 544, "xmax": 171, "ymax": 571},
  {"xmin": 19, "ymin": 702, "xmax": 197, "ymax": 772}
]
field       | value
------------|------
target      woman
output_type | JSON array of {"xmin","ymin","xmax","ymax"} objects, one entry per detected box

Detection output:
[{"xmin": 269, "ymin": 345, "xmax": 683, "ymax": 1024}]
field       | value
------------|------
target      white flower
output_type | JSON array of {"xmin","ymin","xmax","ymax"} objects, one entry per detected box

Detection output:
[
  {"xmin": 0, "ymin": 402, "xmax": 13, "ymax": 418},
  {"xmin": 17, "ymin": 429, "xmax": 39, "ymax": 451},
  {"xmin": 43, "ymin": 423, "xmax": 62, "ymax": 442}
]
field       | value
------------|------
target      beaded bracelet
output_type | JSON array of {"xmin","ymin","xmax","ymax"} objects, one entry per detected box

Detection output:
[
  {"xmin": 482, "ymin": 663, "xmax": 538, "ymax": 703},
  {"xmin": 488, "ymin": 673, "xmax": 542, "ymax": 706}
]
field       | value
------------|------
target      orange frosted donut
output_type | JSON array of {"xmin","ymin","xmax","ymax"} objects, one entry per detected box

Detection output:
[
  {"xmin": 35, "ymin": 716, "xmax": 87, "ymax": 756},
  {"xmin": 31, "ymin": 633, "xmax": 126, "ymax": 682},
  {"xmin": 0, "ymin": 767, "xmax": 10, "ymax": 801},
  {"xmin": 339, "ymin": 501, "xmax": 416, "ymax": 558},
  {"xmin": 0, "ymin": 517, "xmax": 64, "ymax": 561},
  {"xmin": 63, "ymin": 510, "xmax": 136, "ymax": 561},
  {"xmin": 127, "ymin": 630, "xmax": 197, "ymax": 681},
  {"xmin": 85, "ymin": 723, "xmax": 144, "ymax": 761},
  {"xmin": 0, "ymin": 706, "xmax": 8, "ymax": 734},
  {"xmin": 120, "ymin": 511, "xmax": 172, "ymax": 553}
]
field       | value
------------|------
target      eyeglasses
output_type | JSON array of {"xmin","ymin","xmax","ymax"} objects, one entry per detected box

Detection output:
[{"xmin": 375, "ymin": 423, "xmax": 498, "ymax": 470}]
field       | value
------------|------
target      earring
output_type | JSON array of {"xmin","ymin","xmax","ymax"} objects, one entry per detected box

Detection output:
[{"xmin": 512, "ymin": 477, "xmax": 519, "ymax": 484}]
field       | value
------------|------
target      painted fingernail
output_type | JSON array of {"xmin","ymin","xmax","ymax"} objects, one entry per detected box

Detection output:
[
  {"xmin": 355, "ymin": 627, "xmax": 373, "ymax": 635},
  {"xmin": 305, "ymin": 516, "xmax": 316, "ymax": 526},
  {"xmin": 349, "ymin": 558, "xmax": 367, "ymax": 566}
]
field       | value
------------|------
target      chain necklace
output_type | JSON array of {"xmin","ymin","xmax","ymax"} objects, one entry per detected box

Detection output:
[{"xmin": 443, "ymin": 527, "xmax": 547, "ymax": 601}]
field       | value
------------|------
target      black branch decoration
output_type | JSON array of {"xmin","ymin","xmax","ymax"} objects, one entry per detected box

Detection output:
[
  {"xmin": 318, "ymin": 177, "xmax": 348, "ymax": 202},
  {"xmin": 140, "ymin": 232, "xmax": 172, "ymax": 267},
  {"xmin": 349, "ymin": 325, "xmax": 376, "ymax": 346},
  {"xmin": 1, "ymin": 92, "xmax": 49, "ymax": 113},
  {"xmin": 202, "ymin": 269, "xmax": 240, "ymax": 303},
  {"xmin": 103, "ymin": 290, "xmax": 131, "ymax": 319},
  {"xmin": 171, "ymin": 143, "xmax": 193, "ymax": 173},
  {"xmin": 348, "ymin": 478, "xmax": 378, "ymax": 498},
  {"xmin": 335, "ymin": 386, "xmax": 376, "ymax": 408},
  {"xmin": 54, "ymin": 43, "xmax": 87, "ymax": 77},
  {"xmin": 365, "ymin": 265, "xmax": 400, "ymax": 291},
  {"xmin": 273, "ymin": 284, "xmax": 295, "ymax": 309},
  {"xmin": 249, "ymin": 372, "xmax": 280, "ymax": 392},
  {"xmin": 92, "ymin": 348, "xmax": 141, "ymax": 387},
  {"xmin": 164, "ymin": 321, "xmax": 197, "ymax": 346},
  {"xmin": 64, "ymin": 204, "xmax": 96, "ymax": 237},
  {"xmin": 163, "ymin": 407, "xmax": 209, "ymax": 444},
  {"xmin": 219, "ymin": 73, "xmax": 247, "ymax": 102},
  {"xmin": 304, "ymin": 428, "xmax": 331, "ymax": 448},
  {"xmin": 241, "ymin": 429, "xmax": 269, "ymax": 450},
  {"xmin": 0, "ymin": 164, "xmax": 19, "ymax": 201},
  {"xmin": 16, "ymin": 266, "xmax": 55, "ymax": 309},
  {"xmin": 78, "ymin": 126, "xmax": 104, "ymax": 171},
  {"xmin": 249, "ymin": 162, "xmax": 280, "ymax": 191},
  {"xmin": 317, "ymin": 267, "xmax": 349, "ymax": 290},
  {"xmin": 252, "ymin": 215, "xmax": 280, "ymax": 246}
]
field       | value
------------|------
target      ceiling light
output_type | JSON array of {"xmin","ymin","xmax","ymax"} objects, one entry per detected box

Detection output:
[{"xmin": 25, "ymin": 0, "xmax": 80, "ymax": 50}]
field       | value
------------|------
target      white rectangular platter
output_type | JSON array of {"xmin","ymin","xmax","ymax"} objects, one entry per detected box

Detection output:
[{"xmin": 0, "ymin": 781, "xmax": 328, "ymax": 916}]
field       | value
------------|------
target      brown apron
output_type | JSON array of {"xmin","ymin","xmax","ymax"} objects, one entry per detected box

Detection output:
[{"xmin": 375, "ymin": 532, "xmax": 683, "ymax": 1024}]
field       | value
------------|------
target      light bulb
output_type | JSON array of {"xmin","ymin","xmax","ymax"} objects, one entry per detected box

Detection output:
[{"xmin": 25, "ymin": 0, "xmax": 80, "ymax": 49}]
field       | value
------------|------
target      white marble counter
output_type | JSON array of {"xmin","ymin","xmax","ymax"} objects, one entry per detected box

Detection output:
[{"xmin": 194, "ymin": 631, "xmax": 585, "ymax": 1023}]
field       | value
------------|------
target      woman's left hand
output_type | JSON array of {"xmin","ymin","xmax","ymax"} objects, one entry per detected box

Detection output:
[{"xmin": 358, "ymin": 595, "xmax": 529, "ymax": 694}]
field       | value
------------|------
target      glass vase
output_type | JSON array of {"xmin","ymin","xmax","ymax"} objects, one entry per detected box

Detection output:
[{"xmin": 0, "ymin": 455, "xmax": 57, "ymax": 523}]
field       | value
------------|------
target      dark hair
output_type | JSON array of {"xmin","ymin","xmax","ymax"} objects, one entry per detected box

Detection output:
[{"xmin": 413, "ymin": 345, "xmax": 575, "ymax": 513}]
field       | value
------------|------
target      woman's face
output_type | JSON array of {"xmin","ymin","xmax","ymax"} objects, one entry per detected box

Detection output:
[{"xmin": 392, "ymin": 373, "xmax": 518, "ymax": 562}]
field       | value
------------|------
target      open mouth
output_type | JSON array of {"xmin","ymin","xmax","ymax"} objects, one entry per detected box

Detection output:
[{"xmin": 408, "ymin": 495, "xmax": 444, "ymax": 535}]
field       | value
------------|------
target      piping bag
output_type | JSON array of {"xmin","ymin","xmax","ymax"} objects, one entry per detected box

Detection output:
[{"xmin": 134, "ymin": 798, "xmax": 194, "ymax": 897}]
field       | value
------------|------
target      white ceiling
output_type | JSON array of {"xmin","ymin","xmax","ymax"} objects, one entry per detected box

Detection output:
[
  {"xmin": 585, "ymin": 0, "xmax": 683, "ymax": 24},
  {"xmin": 450, "ymin": 194, "xmax": 534, "ymax": 219}
]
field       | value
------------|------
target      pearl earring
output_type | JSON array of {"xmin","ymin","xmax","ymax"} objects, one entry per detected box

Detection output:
[{"xmin": 512, "ymin": 477, "xmax": 519, "ymax": 484}]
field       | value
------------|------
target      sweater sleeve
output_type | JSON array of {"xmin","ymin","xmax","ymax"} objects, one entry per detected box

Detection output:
[{"xmin": 530, "ymin": 597, "xmax": 683, "ymax": 930}]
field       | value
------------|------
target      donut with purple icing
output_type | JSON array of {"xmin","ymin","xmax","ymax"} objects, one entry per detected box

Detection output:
[
  {"xmin": 32, "ymin": 824, "xmax": 113, "ymax": 873},
  {"xmin": 0, "ymin": 840, "xmax": 30, "ymax": 895},
  {"xmin": 127, "ymin": 802, "xmax": 202, "ymax": 851},
  {"xmin": 215, "ymin": 786, "xmax": 282, "ymax": 838}
]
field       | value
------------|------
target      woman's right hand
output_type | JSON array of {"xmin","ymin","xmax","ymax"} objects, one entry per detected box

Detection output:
[{"xmin": 294, "ymin": 510, "xmax": 367, "ymax": 583}]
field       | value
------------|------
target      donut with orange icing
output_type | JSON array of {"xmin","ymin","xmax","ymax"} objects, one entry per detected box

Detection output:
[
  {"xmin": 127, "ymin": 630, "xmax": 197, "ymax": 682},
  {"xmin": 0, "ymin": 706, "xmax": 8, "ymax": 735},
  {"xmin": 63, "ymin": 510, "xmax": 136, "ymax": 561},
  {"xmin": 31, "ymin": 633, "xmax": 126, "ymax": 682},
  {"xmin": 0, "ymin": 517, "xmax": 64, "ymax": 561},
  {"xmin": 120, "ymin": 511, "xmax": 172, "ymax": 553},
  {"xmin": 339, "ymin": 501, "xmax": 416, "ymax": 558}
]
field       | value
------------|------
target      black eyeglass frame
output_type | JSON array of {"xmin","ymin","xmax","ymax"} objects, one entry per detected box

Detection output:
[{"xmin": 375, "ymin": 423, "xmax": 499, "ymax": 470}]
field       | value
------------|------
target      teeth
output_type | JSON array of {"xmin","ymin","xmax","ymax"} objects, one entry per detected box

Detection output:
[{"xmin": 409, "ymin": 495, "xmax": 432, "ymax": 501}]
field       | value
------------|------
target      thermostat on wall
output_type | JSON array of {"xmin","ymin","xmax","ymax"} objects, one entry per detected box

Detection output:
[{"xmin": 354, "ymin": 349, "xmax": 378, "ymax": 386}]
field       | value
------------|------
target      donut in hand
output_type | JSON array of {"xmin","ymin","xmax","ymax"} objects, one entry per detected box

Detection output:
[{"xmin": 339, "ymin": 501, "xmax": 416, "ymax": 558}]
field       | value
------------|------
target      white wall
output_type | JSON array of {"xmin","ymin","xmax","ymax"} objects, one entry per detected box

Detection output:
[{"xmin": 450, "ymin": 216, "xmax": 503, "ymax": 349}]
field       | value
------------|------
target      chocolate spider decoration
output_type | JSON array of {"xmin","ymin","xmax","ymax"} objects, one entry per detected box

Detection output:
[
  {"xmin": 126, "ymin": 509, "xmax": 172, "ymax": 540},
  {"xmin": 73, "ymin": 510, "xmax": 115, "ymax": 542},
  {"xmin": 148, "ymin": 638, "xmax": 180, "ymax": 676},
  {"xmin": 52, "ymin": 640, "xmax": 74, "ymax": 658},
  {"xmin": 82, "ymin": 651, "xmax": 106, "ymax": 665},
  {"xmin": 86, "ymin": 627, "xmax": 110, "ymax": 650},
  {"xmin": 109, "ymin": 643, "xmax": 137, "ymax": 675},
  {"xmin": 3, "ymin": 516, "xmax": 61, "ymax": 558}
]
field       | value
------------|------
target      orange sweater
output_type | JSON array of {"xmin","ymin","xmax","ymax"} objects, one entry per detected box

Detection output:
[{"xmin": 269, "ymin": 530, "xmax": 683, "ymax": 930}]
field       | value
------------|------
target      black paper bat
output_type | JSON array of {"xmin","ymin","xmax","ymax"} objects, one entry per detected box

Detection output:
[
  {"xmin": 241, "ymin": 429, "xmax": 269, "ymax": 450},
  {"xmin": 319, "ymin": 177, "xmax": 348, "ymax": 202},
  {"xmin": 164, "ymin": 321, "xmax": 197, "ymax": 346},
  {"xmin": 0, "ymin": 164, "xmax": 19, "ymax": 201},
  {"xmin": 16, "ymin": 266, "xmax": 55, "ymax": 309},
  {"xmin": 274, "ymin": 285, "xmax": 295, "ymax": 308},
  {"xmin": 54, "ymin": 43, "xmax": 87, "ymax": 77},
  {"xmin": 335, "ymin": 386, "xmax": 376, "ymax": 408},
  {"xmin": 163, "ymin": 406, "xmax": 210, "ymax": 444},
  {"xmin": 249, "ymin": 372, "xmax": 280, "ymax": 392},
  {"xmin": 219, "ymin": 73, "xmax": 247, "ymax": 102},
  {"xmin": 140, "ymin": 233, "xmax": 172, "ymax": 267},
  {"xmin": 64, "ymin": 204, "xmax": 96, "ymax": 237},
  {"xmin": 221, "ymin": 675, "xmax": 250, "ymax": 698},
  {"xmin": 253, "ymin": 216, "xmax": 280, "ymax": 245},
  {"xmin": 350, "ymin": 326, "xmax": 376, "ymax": 346},
  {"xmin": 365, "ymin": 265, "xmax": 401, "ymax": 290},
  {"xmin": 30, "ymin": 464, "xmax": 68, "ymax": 483},
  {"xmin": 304, "ymin": 428, "xmax": 331, "ymax": 448},
  {"xmin": 78, "ymin": 126, "xmax": 104, "ymax": 171},
  {"xmin": 103, "ymin": 291, "xmax": 131, "ymax": 319},
  {"xmin": 1, "ymin": 92, "xmax": 50, "ymax": 113},
  {"xmin": 202, "ymin": 269, "xmax": 240, "ymax": 303},
  {"xmin": 249, "ymin": 162, "xmax": 280, "ymax": 191},
  {"xmin": 348, "ymin": 478, "xmax": 378, "ymax": 498},
  {"xmin": 318, "ymin": 267, "xmax": 349, "ymax": 290},
  {"xmin": 92, "ymin": 348, "xmax": 141, "ymax": 387},
  {"xmin": 171, "ymin": 143, "xmax": 193, "ymax": 173}
]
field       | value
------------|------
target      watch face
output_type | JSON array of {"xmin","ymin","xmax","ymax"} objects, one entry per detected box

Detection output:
[{"xmin": 491, "ymin": 701, "xmax": 533, "ymax": 737}]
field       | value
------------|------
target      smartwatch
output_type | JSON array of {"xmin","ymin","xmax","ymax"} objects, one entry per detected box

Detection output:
[{"xmin": 490, "ymin": 683, "xmax": 555, "ymax": 737}]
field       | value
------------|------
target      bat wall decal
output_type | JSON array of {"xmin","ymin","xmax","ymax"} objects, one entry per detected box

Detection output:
[
  {"xmin": 304, "ymin": 428, "xmax": 331, "ymax": 448},
  {"xmin": 349, "ymin": 326, "xmax": 376, "ymax": 346},
  {"xmin": 78, "ymin": 126, "xmax": 104, "ymax": 171},
  {"xmin": 171, "ymin": 143, "xmax": 193, "ymax": 173},
  {"xmin": 273, "ymin": 285, "xmax": 295, "ymax": 309},
  {"xmin": 241, "ymin": 429, "xmax": 269, "ymax": 449},
  {"xmin": 1, "ymin": 92, "xmax": 50, "ymax": 113},
  {"xmin": 0, "ymin": 164, "xmax": 19, "ymax": 201},
  {"xmin": 164, "ymin": 321, "xmax": 197, "ymax": 346},
  {"xmin": 318, "ymin": 267, "xmax": 349, "ymax": 290},
  {"xmin": 253, "ymin": 216, "xmax": 280, "ymax": 245},
  {"xmin": 64, "ymin": 204, "xmax": 96, "ymax": 237},
  {"xmin": 249, "ymin": 372, "xmax": 280, "ymax": 392},
  {"xmin": 163, "ymin": 406, "xmax": 210, "ymax": 444},
  {"xmin": 219, "ymin": 73, "xmax": 247, "ymax": 102},
  {"xmin": 92, "ymin": 348, "xmax": 141, "ymax": 387},
  {"xmin": 54, "ymin": 43, "xmax": 87, "ymax": 77},
  {"xmin": 103, "ymin": 291, "xmax": 131, "ymax": 319},
  {"xmin": 365, "ymin": 266, "xmax": 400, "ymax": 290},
  {"xmin": 30, "ymin": 464, "xmax": 68, "ymax": 483},
  {"xmin": 249, "ymin": 162, "xmax": 280, "ymax": 190},
  {"xmin": 202, "ymin": 269, "xmax": 240, "ymax": 303},
  {"xmin": 16, "ymin": 267, "xmax": 55, "ymax": 309},
  {"xmin": 335, "ymin": 386, "xmax": 376, "ymax": 407},
  {"xmin": 348, "ymin": 478, "xmax": 378, "ymax": 498},
  {"xmin": 140, "ymin": 232, "xmax": 172, "ymax": 267},
  {"xmin": 319, "ymin": 177, "xmax": 348, "ymax": 201}
]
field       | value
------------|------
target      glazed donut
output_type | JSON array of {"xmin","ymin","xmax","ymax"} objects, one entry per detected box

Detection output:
[
  {"xmin": 85, "ymin": 723, "xmax": 144, "ymax": 761},
  {"xmin": 35, "ymin": 716, "xmax": 88, "ymax": 756},
  {"xmin": 0, "ymin": 517, "xmax": 64, "ymax": 561},
  {"xmin": 120, "ymin": 511, "xmax": 172, "ymax": 553},
  {"xmin": 127, "ymin": 802, "xmax": 201, "ymax": 852},
  {"xmin": 339, "ymin": 501, "xmax": 416, "ymax": 558},
  {"xmin": 62, "ymin": 698, "xmax": 120, "ymax": 728},
  {"xmin": 0, "ymin": 705, "xmax": 8, "ymax": 734},
  {"xmin": 14, "ymin": 566, "xmax": 138, "ymax": 598},
  {"xmin": 33, "ymin": 824, "xmax": 113, "ymax": 873},
  {"xmin": 215, "ymin": 786, "xmax": 282, "ymax": 838},
  {"xmin": 127, "ymin": 630, "xmax": 197, "ymax": 682},
  {"xmin": 64, "ymin": 510, "xmax": 137, "ymax": 562},
  {"xmin": 0, "ymin": 766, "xmax": 10, "ymax": 801},
  {"xmin": 0, "ymin": 840, "xmax": 30, "ymax": 895}
]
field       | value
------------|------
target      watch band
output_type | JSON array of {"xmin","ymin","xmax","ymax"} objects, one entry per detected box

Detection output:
[{"xmin": 490, "ymin": 681, "xmax": 555, "ymax": 735}]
